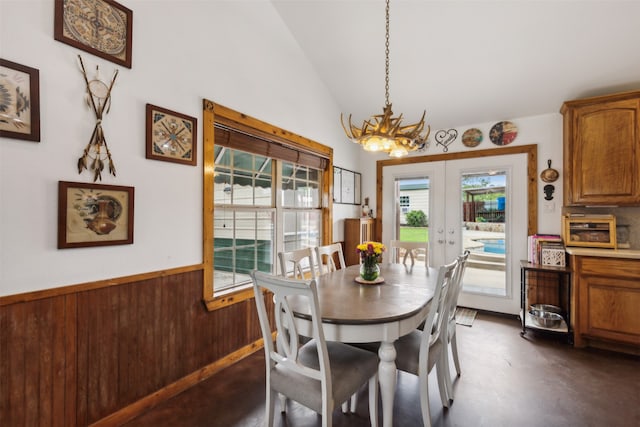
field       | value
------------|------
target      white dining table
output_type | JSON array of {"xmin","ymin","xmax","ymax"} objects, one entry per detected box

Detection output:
[{"xmin": 289, "ymin": 263, "xmax": 437, "ymax": 427}]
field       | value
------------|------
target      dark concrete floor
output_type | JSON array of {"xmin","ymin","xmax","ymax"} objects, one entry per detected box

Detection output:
[{"xmin": 124, "ymin": 312, "xmax": 640, "ymax": 427}]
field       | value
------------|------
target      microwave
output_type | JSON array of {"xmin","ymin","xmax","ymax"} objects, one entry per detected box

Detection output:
[{"xmin": 562, "ymin": 215, "xmax": 617, "ymax": 249}]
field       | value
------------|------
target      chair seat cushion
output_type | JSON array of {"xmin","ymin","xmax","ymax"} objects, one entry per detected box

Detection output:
[
  {"xmin": 271, "ymin": 339, "xmax": 378, "ymax": 414},
  {"xmin": 394, "ymin": 331, "xmax": 443, "ymax": 375}
]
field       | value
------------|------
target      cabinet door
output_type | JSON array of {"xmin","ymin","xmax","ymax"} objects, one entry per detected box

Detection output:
[
  {"xmin": 579, "ymin": 275, "xmax": 640, "ymax": 346},
  {"xmin": 575, "ymin": 257, "xmax": 640, "ymax": 347},
  {"xmin": 565, "ymin": 97, "xmax": 640, "ymax": 205}
]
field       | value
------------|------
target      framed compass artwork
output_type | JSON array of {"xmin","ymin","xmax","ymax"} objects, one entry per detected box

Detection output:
[
  {"xmin": 146, "ymin": 104, "xmax": 198, "ymax": 166},
  {"xmin": 54, "ymin": 0, "xmax": 133, "ymax": 68},
  {"xmin": 0, "ymin": 59, "xmax": 40, "ymax": 142}
]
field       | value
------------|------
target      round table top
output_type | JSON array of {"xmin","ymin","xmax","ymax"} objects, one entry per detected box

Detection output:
[{"xmin": 290, "ymin": 263, "xmax": 437, "ymax": 325}]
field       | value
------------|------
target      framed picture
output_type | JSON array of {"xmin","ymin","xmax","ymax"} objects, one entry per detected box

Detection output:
[
  {"xmin": 54, "ymin": 0, "xmax": 133, "ymax": 68},
  {"xmin": 354, "ymin": 172, "xmax": 361, "ymax": 205},
  {"xmin": 0, "ymin": 59, "xmax": 40, "ymax": 142},
  {"xmin": 146, "ymin": 103, "xmax": 198, "ymax": 166},
  {"xmin": 333, "ymin": 167, "xmax": 342, "ymax": 203},
  {"xmin": 341, "ymin": 169, "xmax": 355, "ymax": 204},
  {"xmin": 333, "ymin": 166, "xmax": 362, "ymax": 205},
  {"xmin": 58, "ymin": 181, "xmax": 134, "ymax": 249}
]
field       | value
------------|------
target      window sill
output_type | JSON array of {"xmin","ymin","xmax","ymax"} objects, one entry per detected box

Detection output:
[{"xmin": 203, "ymin": 283, "xmax": 254, "ymax": 311}]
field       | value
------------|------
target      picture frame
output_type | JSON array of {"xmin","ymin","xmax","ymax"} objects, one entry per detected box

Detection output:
[
  {"xmin": 146, "ymin": 103, "xmax": 198, "ymax": 166},
  {"xmin": 58, "ymin": 181, "xmax": 134, "ymax": 249},
  {"xmin": 54, "ymin": 0, "xmax": 133, "ymax": 68},
  {"xmin": 0, "ymin": 58, "xmax": 40, "ymax": 142},
  {"xmin": 333, "ymin": 167, "xmax": 342, "ymax": 203},
  {"xmin": 333, "ymin": 166, "xmax": 362, "ymax": 205}
]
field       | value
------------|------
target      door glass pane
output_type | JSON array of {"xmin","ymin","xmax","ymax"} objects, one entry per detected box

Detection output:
[
  {"xmin": 461, "ymin": 171, "xmax": 507, "ymax": 296},
  {"xmin": 395, "ymin": 177, "xmax": 429, "ymax": 265}
]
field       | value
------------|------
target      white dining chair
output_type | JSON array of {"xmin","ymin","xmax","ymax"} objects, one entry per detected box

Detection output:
[
  {"xmin": 350, "ymin": 259, "xmax": 458, "ymax": 426},
  {"xmin": 393, "ymin": 259, "xmax": 458, "ymax": 426},
  {"xmin": 315, "ymin": 243, "xmax": 346, "ymax": 275},
  {"xmin": 389, "ymin": 240, "xmax": 428, "ymax": 267},
  {"xmin": 278, "ymin": 247, "xmax": 317, "ymax": 279},
  {"xmin": 251, "ymin": 271, "xmax": 379, "ymax": 427},
  {"xmin": 441, "ymin": 250, "xmax": 471, "ymax": 404}
]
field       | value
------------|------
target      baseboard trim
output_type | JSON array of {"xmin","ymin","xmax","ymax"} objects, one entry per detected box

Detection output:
[{"xmin": 90, "ymin": 338, "xmax": 265, "ymax": 427}]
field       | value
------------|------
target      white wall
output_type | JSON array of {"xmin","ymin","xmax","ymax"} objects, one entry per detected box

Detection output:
[
  {"xmin": 0, "ymin": 1, "xmax": 567, "ymax": 296},
  {"xmin": 0, "ymin": 0, "xmax": 362, "ymax": 295}
]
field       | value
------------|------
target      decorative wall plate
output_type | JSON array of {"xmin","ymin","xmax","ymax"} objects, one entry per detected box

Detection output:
[
  {"xmin": 462, "ymin": 128, "xmax": 483, "ymax": 147},
  {"xmin": 489, "ymin": 121, "xmax": 518, "ymax": 146}
]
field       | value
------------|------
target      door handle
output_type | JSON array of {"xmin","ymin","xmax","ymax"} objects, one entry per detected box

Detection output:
[{"xmin": 448, "ymin": 240, "xmax": 455, "ymax": 245}]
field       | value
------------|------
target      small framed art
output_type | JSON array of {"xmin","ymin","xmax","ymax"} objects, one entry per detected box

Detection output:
[
  {"xmin": 58, "ymin": 181, "xmax": 134, "ymax": 249},
  {"xmin": 146, "ymin": 103, "xmax": 198, "ymax": 166},
  {"xmin": 54, "ymin": 0, "xmax": 133, "ymax": 68},
  {"xmin": 0, "ymin": 59, "xmax": 40, "ymax": 142},
  {"xmin": 333, "ymin": 166, "xmax": 361, "ymax": 205}
]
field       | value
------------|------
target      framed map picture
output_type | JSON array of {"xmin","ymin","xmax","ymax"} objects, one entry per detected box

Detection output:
[
  {"xmin": 54, "ymin": 0, "xmax": 133, "ymax": 68},
  {"xmin": 0, "ymin": 59, "xmax": 40, "ymax": 142},
  {"xmin": 146, "ymin": 104, "xmax": 198, "ymax": 166}
]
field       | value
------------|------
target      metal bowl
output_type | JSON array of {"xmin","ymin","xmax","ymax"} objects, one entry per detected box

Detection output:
[
  {"xmin": 529, "ymin": 309, "xmax": 563, "ymax": 328},
  {"xmin": 529, "ymin": 304, "xmax": 562, "ymax": 314}
]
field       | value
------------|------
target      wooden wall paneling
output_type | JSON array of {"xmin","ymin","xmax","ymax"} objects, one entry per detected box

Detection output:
[
  {"xmin": 117, "ymin": 280, "xmax": 134, "ymax": 405},
  {"xmin": 1, "ymin": 268, "xmax": 269, "ymax": 426},
  {"xmin": 64, "ymin": 294, "xmax": 77, "ymax": 427},
  {"xmin": 160, "ymin": 275, "xmax": 177, "ymax": 387},
  {"xmin": 76, "ymin": 289, "xmax": 89, "ymax": 426},
  {"xmin": 2, "ymin": 303, "xmax": 26, "ymax": 426}
]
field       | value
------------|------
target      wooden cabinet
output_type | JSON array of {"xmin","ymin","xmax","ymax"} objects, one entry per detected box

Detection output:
[
  {"xmin": 343, "ymin": 218, "xmax": 374, "ymax": 266},
  {"xmin": 561, "ymin": 91, "xmax": 640, "ymax": 206},
  {"xmin": 571, "ymin": 255, "xmax": 640, "ymax": 351}
]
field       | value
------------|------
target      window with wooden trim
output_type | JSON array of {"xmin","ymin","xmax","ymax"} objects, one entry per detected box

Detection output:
[{"xmin": 203, "ymin": 100, "xmax": 333, "ymax": 310}]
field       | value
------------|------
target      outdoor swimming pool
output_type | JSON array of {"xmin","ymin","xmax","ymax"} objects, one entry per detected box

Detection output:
[{"xmin": 475, "ymin": 239, "xmax": 506, "ymax": 254}]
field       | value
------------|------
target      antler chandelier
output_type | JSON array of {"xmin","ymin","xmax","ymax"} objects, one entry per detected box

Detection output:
[{"xmin": 341, "ymin": 0, "xmax": 430, "ymax": 158}]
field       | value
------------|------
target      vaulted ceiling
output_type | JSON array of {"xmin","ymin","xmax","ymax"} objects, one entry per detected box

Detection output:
[{"xmin": 272, "ymin": 0, "xmax": 640, "ymax": 130}]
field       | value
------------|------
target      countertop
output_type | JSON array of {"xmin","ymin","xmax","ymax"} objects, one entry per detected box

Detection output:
[{"xmin": 565, "ymin": 247, "xmax": 640, "ymax": 259}]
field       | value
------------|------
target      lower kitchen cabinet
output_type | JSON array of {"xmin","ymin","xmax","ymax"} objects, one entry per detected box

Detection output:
[{"xmin": 571, "ymin": 255, "xmax": 640, "ymax": 351}]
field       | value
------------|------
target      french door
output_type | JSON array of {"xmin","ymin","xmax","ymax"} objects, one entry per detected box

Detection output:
[{"xmin": 381, "ymin": 153, "xmax": 528, "ymax": 314}]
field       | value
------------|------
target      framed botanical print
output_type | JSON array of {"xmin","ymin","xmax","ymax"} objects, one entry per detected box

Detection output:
[
  {"xmin": 58, "ymin": 181, "xmax": 134, "ymax": 248},
  {"xmin": 0, "ymin": 59, "xmax": 40, "ymax": 142},
  {"xmin": 145, "ymin": 104, "xmax": 198, "ymax": 166},
  {"xmin": 54, "ymin": 0, "xmax": 133, "ymax": 68}
]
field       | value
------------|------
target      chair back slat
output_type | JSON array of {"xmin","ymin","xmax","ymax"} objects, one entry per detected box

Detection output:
[
  {"xmin": 278, "ymin": 247, "xmax": 317, "ymax": 279},
  {"xmin": 420, "ymin": 259, "xmax": 457, "ymax": 356},
  {"xmin": 251, "ymin": 271, "xmax": 330, "ymax": 383},
  {"xmin": 315, "ymin": 243, "xmax": 346, "ymax": 275},
  {"xmin": 389, "ymin": 240, "xmax": 428, "ymax": 267},
  {"xmin": 446, "ymin": 250, "xmax": 471, "ymax": 323}
]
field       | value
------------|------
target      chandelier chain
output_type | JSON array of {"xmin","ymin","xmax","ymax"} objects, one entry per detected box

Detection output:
[
  {"xmin": 340, "ymin": 0, "xmax": 430, "ymax": 158},
  {"xmin": 384, "ymin": 0, "xmax": 390, "ymax": 107}
]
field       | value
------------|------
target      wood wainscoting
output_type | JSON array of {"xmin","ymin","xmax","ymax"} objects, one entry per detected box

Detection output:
[{"xmin": 0, "ymin": 266, "xmax": 272, "ymax": 426}]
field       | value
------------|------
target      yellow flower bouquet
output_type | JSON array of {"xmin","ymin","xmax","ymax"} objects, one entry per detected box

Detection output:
[{"xmin": 356, "ymin": 241, "xmax": 385, "ymax": 281}]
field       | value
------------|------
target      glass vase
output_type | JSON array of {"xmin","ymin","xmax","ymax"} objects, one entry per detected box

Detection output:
[{"xmin": 360, "ymin": 260, "xmax": 380, "ymax": 281}]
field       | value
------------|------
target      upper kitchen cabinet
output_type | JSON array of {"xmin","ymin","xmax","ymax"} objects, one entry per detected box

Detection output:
[{"xmin": 561, "ymin": 91, "xmax": 640, "ymax": 206}]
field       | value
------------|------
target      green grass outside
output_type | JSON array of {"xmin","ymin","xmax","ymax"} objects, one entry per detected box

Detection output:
[{"xmin": 399, "ymin": 226, "xmax": 429, "ymax": 242}]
